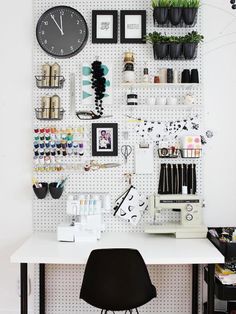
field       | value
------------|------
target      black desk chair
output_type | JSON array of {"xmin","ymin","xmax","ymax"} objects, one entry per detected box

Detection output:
[{"xmin": 80, "ymin": 248, "xmax": 156, "ymax": 313}]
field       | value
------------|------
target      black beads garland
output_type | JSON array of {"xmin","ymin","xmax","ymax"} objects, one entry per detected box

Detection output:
[
  {"xmin": 91, "ymin": 60, "xmax": 106, "ymax": 117},
  {"xmin": 230, "ymin": 0, "xmax": 236, "ymax": 9}
]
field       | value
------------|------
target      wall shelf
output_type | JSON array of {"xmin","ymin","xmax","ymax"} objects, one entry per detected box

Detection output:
[{"xmin": 121, "ymin": 83, "xmax": 200, "ymax": 89}]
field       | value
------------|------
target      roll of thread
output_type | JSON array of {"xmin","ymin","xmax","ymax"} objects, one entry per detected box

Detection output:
[
  {"xmin": 42, "ymin": 63, "xmax": 51, "ymax": 87},
  {"xmin": 50, "ymin": 95, "xmax": 61, "ymax": 119},
  {"xmin": 191, "ymin": 69, "xmax": 199, "ymax": 83},
  {"xmin": 181, "ymin": 69, "xmax": 191, "ymax": 83},
  {"xmin": 127, "ymin": 93, "xmax": 138, "ymax": 106},
  {"xmin": 50, "ymin": 63, "xmax": 61, "ymax": 87},
  {"xmin": 41, "ymin": 96, "xmax": 51, "ymax": 119},
  {"xmin": 159, "ymin": 68, "xmax": 167, "ymax": 83},
  {"xmin": 167, "ymin": 68, "xmax": 173, "ymax": 83},
  {"xmin": 173, "ymin": 69, "xmax": 179, "ymax": 83}
]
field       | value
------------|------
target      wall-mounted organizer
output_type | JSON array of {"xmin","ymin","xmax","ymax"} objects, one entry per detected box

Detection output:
[
  {"xmin": 153, "ymin": 6, "xmax": 199, "ymax": 27},
  {"xmin": 33, "ymin": 0, "xmax": 204, "ymax": 312}
]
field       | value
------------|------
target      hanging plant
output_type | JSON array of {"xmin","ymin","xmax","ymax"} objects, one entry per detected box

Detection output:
[
  {"xmin": 91, "ymin": 61, "xmax": 106, "ymax": 117},
  {"xmin": 182, "ymin": 31, "xmax": 204, "ymax": 59},
  {"xmin": 146, "ymin": 31, "xmax": 204, "ymax": 60},
  {"xmin": 146, "ymin": 32, "xmax": 169, "ymax": 59},
  {"xmin": 169, "ymin": 35, "xmax": 183, "ymax": 59},
  {"xmin": 182, "ymin": 0, "xmax": 200, "ymax": 25},
  {"xmin": 169, "ymin": 0, "xmax": 183, "ymax": 26},
  {"xmin": 152, "ymin": 0, "xmax": 171, "ymax": 25}
]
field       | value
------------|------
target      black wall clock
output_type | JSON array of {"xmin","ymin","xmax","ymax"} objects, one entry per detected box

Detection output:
[{"xmin": 36, "ymin": 6, "xmax": 88, "ymax": 58}]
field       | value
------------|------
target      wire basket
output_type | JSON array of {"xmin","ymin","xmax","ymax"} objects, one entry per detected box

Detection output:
[
  {"xmin": 35, "ymin": 76, "xmax": 65, "ymax": 89},
  {"xmin": 35, "ymin": 108, "xmax": 65, "ymax": 120}
]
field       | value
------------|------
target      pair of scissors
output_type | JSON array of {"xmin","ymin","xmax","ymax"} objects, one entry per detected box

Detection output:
[
  {"xmin": 121, "ymin": 145, "xmax": 132, "ymax": 164},
  {"xmin": 84, "ymin": 160, "xmax": 120, "ymax": 171}
]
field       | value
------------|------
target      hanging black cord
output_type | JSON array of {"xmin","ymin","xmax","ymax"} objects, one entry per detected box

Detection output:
[{"xmin": 91, "ymin": 60, "xmax": 106, "ymax": 117}]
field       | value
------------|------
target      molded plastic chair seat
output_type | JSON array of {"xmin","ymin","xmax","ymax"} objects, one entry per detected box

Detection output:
[{"xmin": 80, "ymin": 249, "xmax": 156, "ymax": 312}]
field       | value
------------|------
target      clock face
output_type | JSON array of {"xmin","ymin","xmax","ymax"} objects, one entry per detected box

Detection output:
[{"xmin": 36, "ymin": 6, "xmax": 88, "ymax": 58}]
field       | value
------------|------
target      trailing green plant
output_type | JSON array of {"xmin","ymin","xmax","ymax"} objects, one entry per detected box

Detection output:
[
  {"xmin": 146, "ymin": 31, "xmax": 204, "ymax": 44},
  {"xmin": 168, "ymin": 35, "xmax": 182, "ymax": 43},
  {"xmin": 170, "ymin": 0, "xmax": 184, "ymax": 7},
  {"xmin": 145, "ymin": 32, "xmax": 169, "ymax": 44},
  {"xmin": 183, "ymin": 31, "xmax": 204, "ymax": 43},
  {"xmin": 152, "ymin": 0, "xmax": 171, "ymax": 8},
  {"xmin": 182, "ymin": 0, "xmax": 200, "ymax": 8}
]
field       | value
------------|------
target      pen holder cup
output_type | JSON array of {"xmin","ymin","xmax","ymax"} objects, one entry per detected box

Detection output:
[
  {"xmin": 33, "ymin": 183, "xmax": 48, "ymax": 199},
  {"xmin": 49, "ymin": 182, "xmax": 64, "ymax": 199}
]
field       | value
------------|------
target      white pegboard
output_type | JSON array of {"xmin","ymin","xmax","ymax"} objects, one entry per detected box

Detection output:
[{"xmin": 33, "ymin": 0, "xmax": 204, "ymax": 313}]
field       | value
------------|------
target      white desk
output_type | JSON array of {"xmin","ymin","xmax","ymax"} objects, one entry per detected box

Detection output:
[{"xmin": 11, "ymin": 232, "xmax": 224, "ymax": 314}]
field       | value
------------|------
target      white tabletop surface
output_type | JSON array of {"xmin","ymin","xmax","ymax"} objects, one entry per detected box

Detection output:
[{"xmin": 10, "ymin": 232, "xmax": 224, "ymax": 265}]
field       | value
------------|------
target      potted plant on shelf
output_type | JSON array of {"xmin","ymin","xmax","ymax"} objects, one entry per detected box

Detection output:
[
  {"xmin": 169, "ymin": 36, "xmax": 183, "ymax": 59},
  {"xmin": 182, "ymin": 0, "xmax": 200, "ymax": 25},
  {"xmin": 152, "ymin": 0, "xmax": 170, "ymax": 25},
  {"xmin": 169, "ymin": 0, "xmax": 183, "ymax": 26},
  {"xmin": 182, "ymin": 31, "xmax": 204, "ymax": 59},
  {"xmin": 146, "ymin": 32, "xmax": 169, "ymax": 59}
]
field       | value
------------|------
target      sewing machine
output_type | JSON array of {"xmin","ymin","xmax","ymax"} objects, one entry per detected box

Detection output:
[
  {"xmin": 145, "ymin": 194, "xmax": 207, "ymax": 238},
  {"xmin": 57, "ymin": 193, "xmax": 111, "ymax": 242}
]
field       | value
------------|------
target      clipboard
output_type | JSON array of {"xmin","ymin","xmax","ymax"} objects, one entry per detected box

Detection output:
[{"xmin": 135, "ymin": 143, "xmax": 154, "ymax": 174}]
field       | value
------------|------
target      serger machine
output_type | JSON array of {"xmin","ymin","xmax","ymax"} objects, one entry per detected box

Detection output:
[
  {"xmin": 145, "ymin": 194, "xmax": 207, "ymax": 238},
  {"xmin": 57, "ymin": 193, "xmax": 111, "ymax": 242}
]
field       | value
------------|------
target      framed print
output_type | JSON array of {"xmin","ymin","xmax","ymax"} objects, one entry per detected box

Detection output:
[
  {"xmin": 92, "ymin": 10, "xmax": 118, "ymax": 43},
  {"xmin": 120, "ymin": 10, "xmax": 146, "ymax": 44},
  {"xmin": 92, "ymin": 123, "xmax": 118, "ymax": 156}
]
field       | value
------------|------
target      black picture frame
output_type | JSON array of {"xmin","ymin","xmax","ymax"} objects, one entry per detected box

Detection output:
[
  {"xmin": 120, "ymin": 10, "xmax": 146, "ymax": 44},
  {"xmin": 92, "ymin": 123, "xmax": 118, "ymax": 156},
  {"xmin": 92, "ymin": 10, "xmax": 118, "ymax": 44}
]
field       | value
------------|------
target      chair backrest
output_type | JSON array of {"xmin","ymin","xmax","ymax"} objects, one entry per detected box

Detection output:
[{"xmin": 80, "ymin": 248, "xmax": 156, "ymax": 311}]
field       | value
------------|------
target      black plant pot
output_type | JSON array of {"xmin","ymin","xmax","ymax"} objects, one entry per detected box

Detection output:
[
  {"xmin": 153, "ymin": 7, "xmax": 169, "ymax": 25},
  {"xmin": 169, "ymin": 43, "xmax": 183, "ymax": 59},
  {"xmin": 153, "ymin": 43, "xmax": 169, "ymax": 60},
  {"xmin": 183, "ymin": 43, "xmax": 197, "ymax": 59},
  {"xmin": 169, "ymin": 7, "xmax": 182, "ymax": 25},
  {"xmin": 182, "ymin": 7, "xmax": 198, "ymax": 25},
  {"xmin": 33, "ymin": 182, "xmax": 48, "ymax": 199},
  {"xmin": 49, "ymin": 182, "xmax": 64, "ymax": 199}
]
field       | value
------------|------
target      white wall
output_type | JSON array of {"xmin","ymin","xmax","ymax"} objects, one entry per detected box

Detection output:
[
  {"xmin": 0, "ymin": 0, "xmax": 236, "ymax": 312},
  {"xmin": 203, "ymin": 0, "xmax": 236, "ymax": 226},
  {"xmin": 0, "ymin": 0, "xmax": 33, "ymax": 312}
]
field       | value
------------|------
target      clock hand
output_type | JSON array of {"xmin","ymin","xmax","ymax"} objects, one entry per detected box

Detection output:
[
  {"xmin": 60, "ymin": 14, "xmax": 64, "ymax": 35},
  {"xmin": 50, "ymin": 14, "xmax": 64, "ymax": 35}
]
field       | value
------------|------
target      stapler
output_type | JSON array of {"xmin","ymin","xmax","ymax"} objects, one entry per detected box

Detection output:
[{"xmin": 145, "ymin": 194, "xmax": 207, "ymax": 239}]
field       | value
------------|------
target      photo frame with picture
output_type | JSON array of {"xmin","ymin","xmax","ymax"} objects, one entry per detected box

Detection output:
[
  {"xmin": 120, "ymin": 10, "xmax": 146, "ymax": 44},
  {"xmin": 92, "ymin": 10, "xmax": 118, "ymax": 44},
  {"xmin": 92, "ymin": 123, "xmax": 118, "ymax": 156}
]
